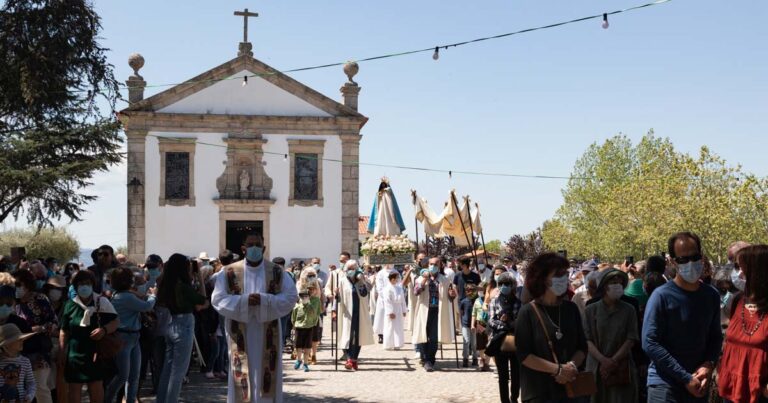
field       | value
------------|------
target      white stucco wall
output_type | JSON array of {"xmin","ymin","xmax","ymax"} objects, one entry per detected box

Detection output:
[
  {"xmin": 144, "ymin": 132, "xmax": 343, "ymax": 271},
  {"xmin": 158, "ymin": 69, "xmax": 332, "ymax": 117}
]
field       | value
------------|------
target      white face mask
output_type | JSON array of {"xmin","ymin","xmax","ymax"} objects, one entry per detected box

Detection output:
[
  {"xmin": 549, "ymin": 275, "xmax": 569, "ymax": 297},
  {"xmin": 606, "ymin": 283, "xmax": 624, "ymax": 300},
  {"xmin": 733, "ymin": 277, "xmax": 746, "ymax": 292}
]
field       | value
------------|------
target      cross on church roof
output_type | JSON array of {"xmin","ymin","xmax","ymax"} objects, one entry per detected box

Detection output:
[{"xmin": 234, "ymin": 8, "xmax": 258, "ymax": 57}]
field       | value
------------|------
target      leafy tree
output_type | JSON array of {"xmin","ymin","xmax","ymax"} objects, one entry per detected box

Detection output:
[
  {"xmin": 505, "ymin": 229, "xmax": 543, "ymax": 261},
  {"xmin": 0, "ymin": 0, "xmax": 122, "ymax": 226},
  {"xmin": 0, "ymin": 227, "xmax": 80, "ymax": 263},
  {"xmin": 483, "ymin": 239, "xmax": 503, "ymax": 255},
  {"xmin": 542, "ymin": 132, "xmax": 768, "ymax": 263}
]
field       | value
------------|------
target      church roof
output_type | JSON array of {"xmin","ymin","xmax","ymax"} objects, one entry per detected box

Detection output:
[{"xmin": 121, "ymin": 54, "xmax": 365, "ymax": 119}]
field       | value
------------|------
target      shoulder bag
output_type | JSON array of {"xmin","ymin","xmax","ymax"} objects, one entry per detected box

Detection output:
[
  {"xmin": 530, "ymin": 302, "xmax": 596, "ymax": 398},
  {"xmin": 94, "ymin": 297, "xmax": 123, "ymax": 362}
]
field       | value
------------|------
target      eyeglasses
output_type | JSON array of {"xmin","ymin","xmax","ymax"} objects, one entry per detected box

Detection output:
[{"xmin": 674, "ymin": 254, "xmax": 702, "ymax": 265}]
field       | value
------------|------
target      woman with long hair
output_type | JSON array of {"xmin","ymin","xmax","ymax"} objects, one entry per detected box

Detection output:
[
  {"xmin": 718, "ymin": 245, "xmax": 768, "ymax": 403},
  {"xmin": 155, "ymin": 254, "xmax": 207, "ymax": 403},
  {"xmin": 515, "ymin": 252, "xmax": 589, "ymax": 403}
]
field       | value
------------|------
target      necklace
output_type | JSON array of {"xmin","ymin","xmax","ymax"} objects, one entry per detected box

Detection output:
[
  {"xmin": 741, "ymin": 302, "xmax": 765, "ymax": 337},
  {"xmin": 543, "ymin": 303, "xmax": 563, "ymax": 340}
]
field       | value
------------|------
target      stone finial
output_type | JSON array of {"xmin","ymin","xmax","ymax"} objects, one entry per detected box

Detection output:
[
  {"xmin": 126, "ymin": 53, "xmax": 147, "ymax": 103},
  {"xmin": 238, "ymin": 42, "xmax": 254, "ymax": 57},
  {"xmin": 343, "ymin": 61, "xmax": 359, "ymax": 85},
  {"xmin": 128, "ymin": 53, "xmax": 145, "ymax": 78}
]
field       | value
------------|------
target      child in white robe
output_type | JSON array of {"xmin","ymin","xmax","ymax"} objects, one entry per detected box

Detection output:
[{"xmin": 382, "ymin": 270, "xmax": 407, "ymax": 350}]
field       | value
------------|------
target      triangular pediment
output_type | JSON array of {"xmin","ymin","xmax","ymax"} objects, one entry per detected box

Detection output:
[{"xmin": 122, "ymin": 55, "xmax": 363, "ymax": 118}]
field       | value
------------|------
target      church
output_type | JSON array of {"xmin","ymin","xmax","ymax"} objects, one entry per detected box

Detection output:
[{"xmin": 118, "ymin": 10, "xmax": 367, "ymax": 267}]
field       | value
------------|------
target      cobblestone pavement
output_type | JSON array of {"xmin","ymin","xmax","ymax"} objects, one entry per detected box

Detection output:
[
  {"xmin": 282, "ymin": 316, "xmax": 503, "ymax": 403},
  {"xmin": 136, "ymin": 316, "xmax": 506, "ymax": 402}
]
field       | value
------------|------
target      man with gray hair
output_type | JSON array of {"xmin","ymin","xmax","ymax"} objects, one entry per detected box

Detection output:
[{"xmin": 334, "ymin": 260, "xmax": 374, "ymax": 370}]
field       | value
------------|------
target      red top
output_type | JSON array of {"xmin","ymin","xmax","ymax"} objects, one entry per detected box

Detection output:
[{"xmin": 718, "ymin": 299, "xmax": 768, "ymax": 403}]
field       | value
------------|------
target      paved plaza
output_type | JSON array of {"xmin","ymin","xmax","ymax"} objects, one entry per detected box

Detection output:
[{"xmin": 165, "ymin": 315, "xmax": 502, "ymax": 402}]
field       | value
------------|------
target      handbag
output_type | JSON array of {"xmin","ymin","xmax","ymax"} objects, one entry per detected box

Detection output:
[
  {"xmin": 94, "ymin": 297, "xmax": 123, "ymax": 362},
  {"xmin": 500, "ymin": 334, "xmax": 516, "ymax": 353},
  {"xmin": 530, "ymin": 302, "xmax": 597, "ymax": 398}
]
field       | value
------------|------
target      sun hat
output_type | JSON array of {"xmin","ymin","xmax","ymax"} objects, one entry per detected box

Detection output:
[{"xmin": 0, "ymin": 324, "xmax": 35, "ymax": 348}]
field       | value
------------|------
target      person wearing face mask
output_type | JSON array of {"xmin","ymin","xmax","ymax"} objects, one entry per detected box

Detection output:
[
  {"xmin": 60, "ymin": 269, "xmax": 119, "ymax": 403},
  {"xmin": 584, "ymin": 269, "xmax": 639, "ymax": 403},
  {"xmin": 42, "ymin": 275, "xmax": 67, "ymax": 400},
  {"xmin": 514, "ymin": 252, "xmax": 588, "ymax": 403},
  {"xmin": 453, "ymin": 257, "xmax": 481, "ymax": 303},
  {"xmin": 12, "ymin": 269, "xmax": 57, "ymax": 403},
  {"xmin": 372, "ymin": 264, "xmax": 394, "ymax": 345},
  {"xmin": 401, "ymin": 253, "xmax": 428, "ymax": 361},
  {"xmin": 726, "ymin": 241, "xmax": 750, "ymax": 293},
  {"xmin": 642, "ymin": 232, "xmax": 721, "ymax": 403},
  {"xmin": 486, "ymin": 272, "xmax": 522, "ymax": 403},
  {"xmin": 412, "ymin": 256, "xmax": 457, "ymax": 372},
  {"xmin": 0, "ymin": 285, "xmax": 35, "ymax": 358},
  {"xmin": 290, "ymin": 287, "xmax": 321, "ymax": 373},
  {"xmin": 333, "ymin": 260, "xmax": 373, "ymax": 370},
  {"xmin": 296, "ymin": 266, "xmax": 325, "ymax": 365},
  {"xmin": 144, "ymin": 254, "xmax": 164, "ymax": 289},
  {"xmin": 472, "ymin": 281, "xmax": 492, "ymax": 372},
  {"xmin": 382, "ymin": 270, "xmax": 407, "ymax": 350},
  {"xmin": 104, "ymin": 267, "xmax": 157, "ymax": 403},
  {"xmin": 211, "ymin": 233, "xmax": 297, "ymax": 402}
]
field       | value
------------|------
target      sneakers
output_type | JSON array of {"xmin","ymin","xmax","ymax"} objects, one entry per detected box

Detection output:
[
  {"xmin": 424, "ymin": 362, "xmax": 434, "ymax": 372},
  {"xmin": 205, "ymin": 372, "xmax": 216, "ymax": 380},
  {"xmin": 351, "ymin": 360, "xmax": 359, "ymax": 371},
  {"xmin": 294, "ymin": 360, "xmax": 302, "ymax": 370},
  {"xmin": 471, "ymin": 358, "xmax": 478, "ymax": 367},
  {"xmin": 303, "ymin": 364, "xmax": 310, "ymax": 372},
  {"xmin": 344, "ymin": 359, "xmax": 354, "ymax": 370},
  {"xmin": 462, "ymin": 359, "xmax": 469, "ymax": 368}
]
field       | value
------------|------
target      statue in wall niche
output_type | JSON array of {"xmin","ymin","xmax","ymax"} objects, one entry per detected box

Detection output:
[{"xmin": 239, "ymin": 169, "xmax": 250, "ymax": 192}]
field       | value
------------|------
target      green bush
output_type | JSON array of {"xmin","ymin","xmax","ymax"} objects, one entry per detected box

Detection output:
[{"xmin": 0, "ymin": 228, "xmax": 80, "ymax": 263}]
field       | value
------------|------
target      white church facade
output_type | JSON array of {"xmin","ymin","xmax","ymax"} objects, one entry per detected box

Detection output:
[{"xmin": 119, "ymin": 37, "xmax": 367, "ymax": 266}]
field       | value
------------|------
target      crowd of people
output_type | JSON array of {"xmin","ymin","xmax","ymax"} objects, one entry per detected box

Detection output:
[{"xmin": 0, "ymin": 230, "xmax": 765, "ymax": 403}]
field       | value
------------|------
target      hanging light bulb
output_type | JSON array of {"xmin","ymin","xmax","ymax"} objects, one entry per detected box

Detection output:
[
  {"xmin": 432, "ymin": 47, "xmax": 440, "ymax": 61},
  {"xmin": 602, "ymin": 13, "xmax": 609, "ymax": 29},
  {"xmin": 242, "ymin": 75, "xmax": 248, "ymax": 87},
  {"xmin": 283, "ymin": 154, "xmax": 288, "ymax": 161},
  {"xmin": 448, "ymin": 170, "xmax": 452, "ymax": 179}
]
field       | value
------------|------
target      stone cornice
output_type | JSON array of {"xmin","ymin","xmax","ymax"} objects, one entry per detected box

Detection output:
[{"xmin": 119, "ymin": 111, "xmax": 367, "ymax": 133}]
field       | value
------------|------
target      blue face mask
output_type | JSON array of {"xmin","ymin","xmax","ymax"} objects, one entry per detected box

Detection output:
[
  {"xmin": 429, "ymin": 265, "xmax": 439, "ymax": 275},
  {"xmin": 245, "ymin": 246, "xmax": 263, "ymax": 263},
  {"xmin": 148, "ymin": 268, "xmax": 161, "ymax": 278},
  {"xmin": 677, "ymin": 260, "xmax": 704, "ymax": 284},
  {"xmin": 499, "ymin": 285, "xmax": 512, "ymax": 296},
  {"xmin": 35, "ymin": 280, "xmax": 45, "ymax": 290},
  {"xmin": 347, "ymin": 269, "xmax": 357, "ymax": 279},
  {"xmin": 136, "ymin": 283, "xmax": 149, "ymax": 294},
  {"xmin": 0, "ymin": 305, "xmax": 12, "ymax": 319},
  {"xmin": 77, "ymin": 285, "xmax": 93, "ymax": 299}
]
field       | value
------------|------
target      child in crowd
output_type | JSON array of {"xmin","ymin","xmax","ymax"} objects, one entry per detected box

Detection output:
[
  {"xmin": 382, "ymin": 270, "xmax": 407, "ymax": 350},
  {"xmin": 0, "ymin": 324, "xmax": 36, "ymax": 403},
  {"xmin": 472, "ymin": 281, "xmax": 491, "ymax": 371},
  {"xmin": 459, "ymin": 284, "xmax": 478, "ymax": 367},
  {"xmin": 291, "ymin": 287, "xmax": 321, "ymax": 372}
]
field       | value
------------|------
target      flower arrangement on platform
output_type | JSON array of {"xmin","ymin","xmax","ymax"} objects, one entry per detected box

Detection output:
[{"xmin": 360, "ymin": 234, "xmax": 415, "ymax": 256}]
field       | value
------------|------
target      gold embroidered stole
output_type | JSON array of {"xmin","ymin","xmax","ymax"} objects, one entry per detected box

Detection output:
[{"xmin": 225, "ymin": 261, "xmax": 283, "ymax": 402}]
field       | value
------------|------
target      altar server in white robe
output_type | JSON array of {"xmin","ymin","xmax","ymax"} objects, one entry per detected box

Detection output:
[
  {"xmin": 382, "ymin": 269, "xmax": 407, "ymax": 350},
  {"xmin": 372, "ymin": 264, "xmax": 392, "ymax": 343},
  {"xmin": 334, "ymin": 260, "xmax": 374, "ymax": 370},
  {"xmin": 412, "ymin": 256, "xmax": 456, "ymax": 372},
  {"xmin": 212, "ymin": 233, "xmax": 298, "ymax": 403}
]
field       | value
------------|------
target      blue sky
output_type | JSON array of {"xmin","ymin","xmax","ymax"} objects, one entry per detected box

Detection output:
[{"xmin": 4, "ymin": 0, "xmax": 767, "ymax": 250}]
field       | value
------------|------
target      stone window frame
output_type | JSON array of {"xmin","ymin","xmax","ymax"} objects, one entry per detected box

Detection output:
[
  {"xmin": 287, "ymin": 139, "xmax": 325, "ymax": 207},
  {"xmin": 158, "ymin": 137, "xmax": 196, "ymax": 207}
]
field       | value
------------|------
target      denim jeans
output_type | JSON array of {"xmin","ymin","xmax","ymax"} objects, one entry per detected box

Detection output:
[
  {"xmin": 157, "ymin": 313, "xmax": 195, "ymax": 403},
  {"xmin": 105, "ymin": 331, "xmax": 141, "ymax": 403},
  {"xmin": 461, "ymin": 326, "xmax": 477, "ymax": 360},
  {"xmin": 214, "ymin": 335, "xmax": 227, "ymax": 373},
  {"xmin": 206, "ymin": 333, "xmax": 220, "ymax": 374},
  {"xmin": 345, "ymin": 345, "xmax": 361, "ymax": 360},
  {"xmin": 419, "ymin": 307, "xmax": 439, "ymax": 365},
  {"xmin": 647, "ymin": 383, "xmax": 707, "ymax": 403}
]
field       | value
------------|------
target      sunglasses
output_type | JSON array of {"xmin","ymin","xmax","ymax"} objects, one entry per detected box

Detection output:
[{"xmin": 674, "ymin": 254, "xmax": 703, "ymax": 265}]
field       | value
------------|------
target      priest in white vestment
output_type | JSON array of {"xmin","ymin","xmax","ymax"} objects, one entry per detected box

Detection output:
[{"xmin": 212, "ymin": 234, "xmax": 298, "ymax": 403}]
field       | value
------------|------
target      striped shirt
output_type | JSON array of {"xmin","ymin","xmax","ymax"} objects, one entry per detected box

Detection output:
[{"xmin": 0, "ymin": 355, "xmax": 36, "ymax": 403}]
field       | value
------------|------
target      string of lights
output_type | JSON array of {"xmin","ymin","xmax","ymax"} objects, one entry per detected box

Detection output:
[
  {"xmin": 142, "ymin": 133, "xmax": 751, "ymax": 184},
  {"xmin": 126, "ymin": 0, "xmax": 672, "ymax": 92}
]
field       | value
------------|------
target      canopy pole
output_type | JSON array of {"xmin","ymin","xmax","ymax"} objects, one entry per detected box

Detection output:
[
  {"xmin": 475, "ymin": 202, "xmax": 491, "ymax": 265},
  {"xmin": 451, "ymin": 192, "xmax": 477, "ymax": 267}
]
